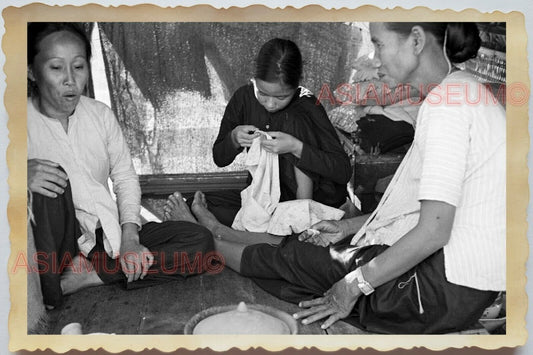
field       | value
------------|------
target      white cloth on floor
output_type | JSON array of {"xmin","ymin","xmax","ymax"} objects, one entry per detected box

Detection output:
[
  {"xmin": 232, "ymin": 132, "xmax": 281, "ymax": 232},
  {"xmin": 267, "ymin": 199, "xmax": 345, "ymax": 236}
]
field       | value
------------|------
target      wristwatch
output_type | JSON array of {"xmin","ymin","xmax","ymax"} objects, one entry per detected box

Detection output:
[{"xmin": 354, "ymin": 267, "xmax": 375, "ymax": 296}]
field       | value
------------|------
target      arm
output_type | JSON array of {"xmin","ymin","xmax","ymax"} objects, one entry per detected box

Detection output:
[
  {"xmin": 298, "ymin": 214, "xmax": 369, "ymax": 246},
  {"xmin": 262, "ymin": 103, "xmax": 352, "ymax": 185},
  {"xmin": 296, "ymin": 199, "xmax": 455, "ymax": 328},
  {"xmin": 104, "ymin": 107, "xmax": 153, "ymax": 281},
  {"xmin": 296, "ymin": 100, "xmax": 470, "ymax": 328},
  {"xmin": 120, "ymin": 222, "xmax": 154, "ymax": 282},
  {"xmin": 295, "ymin": 106, "xmax": 352, "ymax": 185},
  {"xmin": 27, "ymin": 159, "xmax": 68, "ymax": 198},
  {"xmin": 104, "ymin": 107, "xmax": 142, "ymax": 229},
  {"xmin": 359, "ymin": 200, "xmax": 454, "ymax": 286},
  {"xmin": 212, "ymin": 89, "xmax": 259, "ymax": 167}
]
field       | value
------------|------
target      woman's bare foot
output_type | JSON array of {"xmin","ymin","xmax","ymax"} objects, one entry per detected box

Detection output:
[
  {"xmin": 163, "ymin": 192, "xmax": 197, "ymax": 223},
  {"xmin": 190, "ymin": 191, "xmax": 219, "ymax": 232},
  {"xmin": 191, "ymin": 191, "xmax": 282, "ymax": 246},
  {"xmin": 60, "ymin": 255, "xmax": 103, "ymax": 296}
]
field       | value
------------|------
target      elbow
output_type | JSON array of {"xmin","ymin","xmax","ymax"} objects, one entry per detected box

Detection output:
[
  {"xmin": 212, "ymin": 145, "xmax": 223, "ymax": 167},
  {"xmin": 421, "ymin": 224, "xmax": 452, "ymax": 252},
  {"xmin": 212, "ymin": 153, "xmax": 229, "ymax": 168},
  {"xmin": 416, "ymin": 200, "xmax": 456, "ymax": 254}
]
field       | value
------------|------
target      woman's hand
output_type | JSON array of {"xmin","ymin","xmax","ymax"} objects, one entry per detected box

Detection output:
[
  {"xmin": 298, "ymin": 220, "xmax": 348, "ymax": 246},
  {"xmin": 294, "ymin": 274, "xmax": 361, "ymax": 329},
  {"xmin": 27, "ymin": 159, "xmax": 68, "ymax": 198},
  {"xmin": 120, "ymin": 224, "xmax": 154, "ymax": 283},
  {"xmin": 231, "ymin": 125, "xmax": 261, "ymax": 148},
  {"xmin": 261, "ymin": 131, "xmax": 303, "ymax": 157}
]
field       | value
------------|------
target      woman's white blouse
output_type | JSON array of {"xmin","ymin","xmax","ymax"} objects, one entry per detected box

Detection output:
[
  {"xmin": 27, "ymin": 96, "xmax": 142, "ymax": 259},
  {"xmin": 352, "ymin": 71, "xmax": 506, "ymax": 291}
]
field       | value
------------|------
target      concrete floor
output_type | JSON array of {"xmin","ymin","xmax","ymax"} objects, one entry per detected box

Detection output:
[{"xmin": 45, "ymin": 266, "xmax": 367, "ymax": 335}]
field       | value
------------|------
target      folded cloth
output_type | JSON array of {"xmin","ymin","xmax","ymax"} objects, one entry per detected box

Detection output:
[
  {"xmin": 267, "ymin": 199, "xmax": 345, "ymax": 236},
  {"xmin": 232, "ymin": 132, "xmax": 281, "ymax": 232}
]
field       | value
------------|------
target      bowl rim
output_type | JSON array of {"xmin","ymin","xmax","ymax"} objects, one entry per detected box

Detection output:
[{"xmin": 183, "ymin": 303, "xmax": 299, "ymax": 335}]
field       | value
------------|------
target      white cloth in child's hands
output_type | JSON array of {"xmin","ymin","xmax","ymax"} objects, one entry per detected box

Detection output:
[{"xmin": 232, "ymin": 132, "xmax": 280, "ymax": 232}]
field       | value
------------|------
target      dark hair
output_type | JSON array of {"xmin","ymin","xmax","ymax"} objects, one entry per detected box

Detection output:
[
  {"xmin": 385, "ymin": 22, "xmax": 481, "ymax": 64},
  {"xmin": 254, "ymin": 38, "xmax": 302, "ymax": 88},
  {"xmin": 27, "ymin": 22, "xmax": 92, "ymax": 66}
]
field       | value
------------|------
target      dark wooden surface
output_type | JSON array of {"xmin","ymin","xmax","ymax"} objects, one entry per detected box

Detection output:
[{"xmin": 139, "ymin": 171, "xmax": 249, "ymax": 196}]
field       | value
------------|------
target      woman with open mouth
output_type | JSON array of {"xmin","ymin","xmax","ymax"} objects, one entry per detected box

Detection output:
[{"xmin": 26, "ymin": 22, "xmax": 215, "ymax": 309}]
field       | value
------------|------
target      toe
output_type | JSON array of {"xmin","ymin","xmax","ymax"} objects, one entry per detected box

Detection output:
[
  {"xmin": 193, "ymin": 191, "xmax": 202, "ymax": 203},
  {"xmin": 168, "ymin": 194, "xmax": 178, "ymax": 206},
  {"xmin": 194, "ymin": 191, "xmax": 207, "ymax": 207}
]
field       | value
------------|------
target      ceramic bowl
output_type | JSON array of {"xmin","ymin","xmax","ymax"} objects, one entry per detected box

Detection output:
[{"xmin": 184, "ymin": 303, "xmax": 298, "ymax": 335}]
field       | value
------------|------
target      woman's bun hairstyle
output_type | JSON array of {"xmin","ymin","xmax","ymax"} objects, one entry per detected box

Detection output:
[
  {"xmin": 445, "ymin": 22, "xmax": 481, "ymax": 64},
  {"xmin": 385, "ymin": 22, "xmax": 481, "ymax": 64}
]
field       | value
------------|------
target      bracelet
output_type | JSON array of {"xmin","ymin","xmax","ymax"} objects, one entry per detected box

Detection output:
[{"xmin": 354, "ymin": 267, "xmax": 375, "ymax": 296}]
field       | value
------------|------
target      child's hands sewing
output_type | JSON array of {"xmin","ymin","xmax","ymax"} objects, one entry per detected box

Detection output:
[
  {"xmin": 261, "ymin": 131, "xmax": 303, "ymax": 158},
  {"xmin": 231, "ymin": 125, "xmax": 261, "ymax": 148}
]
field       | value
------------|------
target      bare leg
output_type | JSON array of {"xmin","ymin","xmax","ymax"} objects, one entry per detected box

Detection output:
[
  {"xmin": 191, "ymin": 191, "xmax": 282, "ymax": 246},
  {"xmin": 163, "ymin": 192, "xmax": 197, "ymax": 223},
  {"xmin": 213, "ymin": 237, "xmax": 247, "ymax": 273},
  {"xmin": 294, "ymin": 166, "xmax": 313, "ymax": 200},
  {"xmin": 60, "ymin": 255, "xmax": 103, "ymax": 296}
]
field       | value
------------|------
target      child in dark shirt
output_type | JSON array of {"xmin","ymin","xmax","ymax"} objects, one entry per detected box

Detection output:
[{"xmin": 167, "ymin": 38, "xmax": 352, "ymax": 226}]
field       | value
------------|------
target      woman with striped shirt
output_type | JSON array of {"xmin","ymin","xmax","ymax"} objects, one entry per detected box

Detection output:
[{"xmin": 172, "ymin": 22, "xmax": 505, "ymax": 333}]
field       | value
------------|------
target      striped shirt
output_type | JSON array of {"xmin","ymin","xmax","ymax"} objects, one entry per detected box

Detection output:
[{"xmin": 351, "ymin": 71, "xmax": 506, "ymax": 291}]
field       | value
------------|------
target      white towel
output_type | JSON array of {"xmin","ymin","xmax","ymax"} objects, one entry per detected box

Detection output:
[
  {"xmin": 231, "ymin": 133, "xmax": 345, "ymax": 235},
  {"xmin": 232, "ymin": 132, "xmax": 281, "ymax": 232},
  {"xmin": 267, "ymin": 199, "xmax": 345, "ymax": 236}
]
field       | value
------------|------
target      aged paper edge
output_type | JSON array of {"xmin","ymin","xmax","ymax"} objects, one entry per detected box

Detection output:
[{"xmin": 4, "ymin": 3, "xmax": 529, "ymax": 352}]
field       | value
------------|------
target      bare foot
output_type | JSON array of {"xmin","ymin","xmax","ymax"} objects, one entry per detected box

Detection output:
[
  {"xmin": 60, "ymin": 255, "xmax": 103, "ymax": 295},
  {"xmin": 163, "ymin": 192, "xmax": 197, "ymax": 223},
  {"xmin": 191, "ymin": 191, "xmax": 219, "ymax": 232}
]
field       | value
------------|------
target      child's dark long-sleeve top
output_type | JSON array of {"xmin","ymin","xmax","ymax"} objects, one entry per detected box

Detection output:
[{"xmin": 213, "ymin": 83, "xmax": 352, "ymax": 208}]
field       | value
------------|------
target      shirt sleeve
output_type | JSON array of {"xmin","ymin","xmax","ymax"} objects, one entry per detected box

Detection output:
[
  {"xmin": 296, "ymin": 102, "xmax": 352, "ymax": 185},
  {"xmin": 212, "ymin": 88, "xmax": 245, "ymax": 167},
  {"xmin": 103, "ymin": 106, "xmax": 142, "ymax": 228},
  {"xmin": 418, "ymin": 104, "xmax": 470, "ymax": 206}
]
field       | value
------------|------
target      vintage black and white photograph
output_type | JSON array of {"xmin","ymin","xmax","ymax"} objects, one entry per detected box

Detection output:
[
  {"xmin": 4, "ymin": 3, "xmax": 528, "ymax": 352},
  {"xmin": 24, "ymin": 19, "xmax": 508, "ymax": 335}
]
